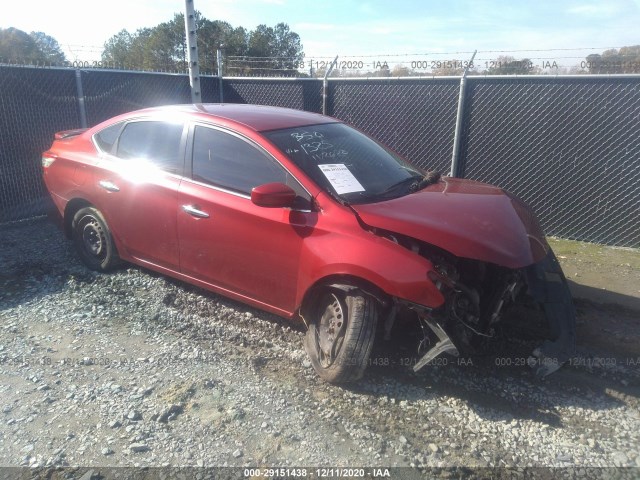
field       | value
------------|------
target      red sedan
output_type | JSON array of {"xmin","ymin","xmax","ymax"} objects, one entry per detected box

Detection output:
[{"xmin": 42, "ymin": 104, "xmax": 576, "ymax": 383}]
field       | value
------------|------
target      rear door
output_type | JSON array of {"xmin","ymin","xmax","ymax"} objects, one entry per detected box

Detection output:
[
  {"xmin": 93, "ymin": 120, "xmax": 187, "ymax": 270},
  {"xmin": 177, "ymin": 124, "xmax": 313, "ymax": 314}
]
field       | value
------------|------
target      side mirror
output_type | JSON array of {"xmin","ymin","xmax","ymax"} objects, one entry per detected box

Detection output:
[{"xmin": 251, "ymin": 182, "xmax": 296, "ymax": 208}]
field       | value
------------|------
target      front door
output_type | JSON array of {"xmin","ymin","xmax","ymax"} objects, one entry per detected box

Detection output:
[{"xmin": 177, "ymin": 125, "xmax": 313, "ymax": 315}]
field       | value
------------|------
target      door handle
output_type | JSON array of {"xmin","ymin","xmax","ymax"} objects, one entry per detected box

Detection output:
[
  {"xmin": 182, "ymin": 204, "xmax": 210, "ymax": 218},
  {"xmin": 98, "ymin": 180, "xmax": 120, "ymax": 192}
]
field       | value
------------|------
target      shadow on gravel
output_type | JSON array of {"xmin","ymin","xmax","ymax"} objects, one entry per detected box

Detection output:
[
  {"xmin": 0, "ymin": 218, "xmax": 94, "ymax": 311},
  {"xmin": 568, "ymin": 279, "xmax": 640, "ymax": 313},
  {"xmin": 3, "ymin": 218, "xmax": 637, "ymax": 434},
  {"xmin": 340, "ymin": 320, "xmax": 637, "ymax": 429}
]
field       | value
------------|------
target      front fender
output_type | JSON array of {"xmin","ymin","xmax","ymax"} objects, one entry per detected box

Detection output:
[{"xmin": 296, "ymin": 226, "xmax": 444, "ymax": 311}]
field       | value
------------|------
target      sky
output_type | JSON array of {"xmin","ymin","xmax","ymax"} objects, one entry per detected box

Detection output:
[{"xmin": 2, "ymin": 0, "xmax": 639, "ymax": 69}]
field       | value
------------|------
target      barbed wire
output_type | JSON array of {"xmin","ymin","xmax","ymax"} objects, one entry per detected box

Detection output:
[
  {"xmin": 58, "ymin": 45, "xmax": 638, "ymax": 58},
  {"xmin": 5, "ymin": 44, "xmax": 640, "ymax": 77}
]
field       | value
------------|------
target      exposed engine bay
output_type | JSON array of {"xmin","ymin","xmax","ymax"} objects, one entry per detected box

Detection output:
[{"xmin": 381, "ymin": 232, "xmax": 577, "ymax": 376}]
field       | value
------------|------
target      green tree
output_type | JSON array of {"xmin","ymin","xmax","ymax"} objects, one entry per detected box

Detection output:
[
  {"xmin": 271, "ymin": 23, "xmax": 303, "ymax": 70},
  {"xmin": 198, "ymin": 19, "xmax": 230, "ymax": 73},
  {"xmin": 30, "ymin": 31, "xmax": 66, "ymax": 64},
  {"xmin": 101, "ymin": 14, "xmax": 303, "ymax": 76},
  {"xmin": 145, "ymin": 15, "xmax": 186, "ymax": 71},
  {"xmin": 585, "ymin": 46, "xmax": 640, "ymax": 74},
  {"xmin": 101, "ymin": 29, "xmax": 134, "ymax": 68},
  {"xmin": 0, "ymin": 27, "xmax": 66, "ymax": 65},
  {"xmin": 484, "ymin": 55, "xmax": 538, "ymax": 75},
  {"xmin": 242, "ymin": 22, "xmax": 303, "ymax": 76},
  {"xmin": 391, "ymin": 64, "xmax": 411, "ymax": 77},
  {"xmin": 430, "ymin": 60, "xmax": 466, "ymax": 76},
  {"xmin": 373, "ymin": 63, "xmax": 391, "ymax": 77}
]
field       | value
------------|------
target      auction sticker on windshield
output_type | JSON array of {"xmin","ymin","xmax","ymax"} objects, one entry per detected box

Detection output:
[{"xmin": 318, "ymin": 164, "xmax": 365, "ymax": 194}]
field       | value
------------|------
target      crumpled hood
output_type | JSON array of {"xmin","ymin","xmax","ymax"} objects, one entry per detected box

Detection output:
[{"xmin": 352, "ymin": 178, "xmax": 549, "ymax": 269}]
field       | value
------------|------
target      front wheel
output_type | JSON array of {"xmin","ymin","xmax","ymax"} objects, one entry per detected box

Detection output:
[
  {"xmin": 304, "ymin": 291, "xmax": 378, "ymax": 384},
  {"xmin": 71, "ymin": 206, "xmax": 121, "ymax": 272}
]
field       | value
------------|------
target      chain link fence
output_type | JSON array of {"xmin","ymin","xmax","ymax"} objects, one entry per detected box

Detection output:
[
  {"xmin": 0, "ymin": 67, "xmax": 80, "ymax": 222},
  {"xmin": 81, "ymin": 70, "xmax": 192, "ymax": 126},
  {"xmin": 460, "ymin": 76, "xmax": 640, "ymax": 247},
  {"xmin": 223, "ymin": 79, "xmax": 322, "ymax": 113},
  {"xmin": 0, "ymin": 66, "xmax": 638, "ymax": 247},
  {"xmin": 0, "ymin": 68, "xmax": 222, "ymax": 223},
  {"xmin": 328, "ymin": 79, "xmax": 460, "ymax": 175}
]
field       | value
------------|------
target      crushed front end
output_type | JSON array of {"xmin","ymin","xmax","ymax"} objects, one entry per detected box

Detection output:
[
  {"xmin": 404, "ymin": 245, "xmax": 576, "ymax": 377},
  {"xmin": 352, "ymin": 177, "xmax": 577, "ymax": 377}
]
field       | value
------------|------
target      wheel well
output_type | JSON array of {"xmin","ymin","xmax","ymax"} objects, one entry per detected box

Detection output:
[
  {"xmin": 298, "ymin": 275, "xmax": 390, "ymax": 327},
  {"xmin": 63, "ymin": 198, "xmax": 93, "ymax": 238}
]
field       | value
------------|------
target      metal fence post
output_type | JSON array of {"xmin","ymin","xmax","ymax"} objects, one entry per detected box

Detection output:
[
  {"xmin": 74, "ymin": 69, "xmax": 88, "ymax": 128},
  {"xmin": 217, "ymin": 49, "xmax": 224, "ymax": 103},
  {"xmin": 450, "ymin": 50, "xmax": 476, "ymax": 177},
  {"xmin": 322, "ymin": 56, "xmax": 338, "ymax": 115}
]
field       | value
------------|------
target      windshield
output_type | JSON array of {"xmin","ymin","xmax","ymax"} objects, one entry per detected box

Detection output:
[{"xmin": 264, "ymin": 123, "xmax": 425, "ymax": 204}]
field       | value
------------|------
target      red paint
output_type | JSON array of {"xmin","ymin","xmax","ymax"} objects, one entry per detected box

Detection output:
[
  {"xmin": 43, "ymin": 104, "xmax": 549, "ymax": 319},
  {"xmin": 352, "ymin": 178, "xmax": 548, "ymax": 269}
]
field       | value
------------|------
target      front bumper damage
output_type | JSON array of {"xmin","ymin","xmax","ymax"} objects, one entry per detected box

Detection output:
[
  {"xmin": 410, "ymin": 250, "xmax": 576, "ymax": 377},
  {"xmin": 523, "ymin": 250, "xmax": 577, "ymax": 376}
]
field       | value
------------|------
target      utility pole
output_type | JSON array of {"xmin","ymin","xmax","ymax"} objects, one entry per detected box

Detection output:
[{"xmin": 184, "ymin": 0, "xmax": 201, "ymax": 103}]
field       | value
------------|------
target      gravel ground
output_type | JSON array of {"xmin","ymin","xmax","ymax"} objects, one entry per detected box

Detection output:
[{"xmin": 0, "ymin": 218, "xmax": 639, "ymax": 475}]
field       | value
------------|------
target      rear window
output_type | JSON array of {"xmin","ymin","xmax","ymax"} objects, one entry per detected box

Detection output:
[
  {"xmin": 93, "ymin": 122, "xmax": 123, "ymax": 153},
  {"xmin": 115, "ymin": 121, "xmax": 185, "ymax": 174}
]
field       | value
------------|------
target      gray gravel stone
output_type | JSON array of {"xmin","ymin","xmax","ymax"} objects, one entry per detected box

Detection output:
[
  {"xmin": 127, "ymin": 410, "xmax": 142, "ymax": 421},
  {"xmin": 158, "ymin": 404, "xmax": 183, "ymax": 423},
  {"xmin": 0, "ymin": 219, "xmax": 638, "ymax": 469},
  {"xmin": 612, "ymin": 452, "xmax": 629, "ymax": 466},
  {"xmin": 129, "ymin": 443, "xmax": 150, "ymax": 453}
]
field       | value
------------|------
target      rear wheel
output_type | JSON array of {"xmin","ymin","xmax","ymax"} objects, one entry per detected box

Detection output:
[
  {"xmin": 304, "ymin": 291, "xmax": 378, "ymax": 384},
  {"xmin": 71, "ymin": 206, "xmax": 121, "ymax": 272}
]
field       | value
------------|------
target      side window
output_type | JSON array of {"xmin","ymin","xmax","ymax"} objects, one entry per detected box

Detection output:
[
  {"xmin": 93, "ymin": 122, "xmax": 123, "ymax": 153},
  {"xmin": 192, "ymin": 126, "xmax": 285, "ymax": 190},
  {"xmin": 116, "ymin": 121, "xmax": 184, "ymax": 174}
]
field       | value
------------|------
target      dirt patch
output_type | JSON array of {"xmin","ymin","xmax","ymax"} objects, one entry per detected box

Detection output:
[
  {"xmin": 547, "ymin": 237, "xmax": 640, "ymax": 362},
  {"xmin": 549, "ymin": 237, "xmax": 640, "ymax": 311}
]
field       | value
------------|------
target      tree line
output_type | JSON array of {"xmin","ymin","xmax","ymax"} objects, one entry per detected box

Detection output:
[
  {"xmin": 0, "ymin": 28, "xmax": 66, "ymax": 65},
  {"xmin": 1, "ymin": 23, "xmax": 639, "ymax": 77},
  {"xmin": 101, "ymin": 13, "xmax": 304, "ymax": 75}
]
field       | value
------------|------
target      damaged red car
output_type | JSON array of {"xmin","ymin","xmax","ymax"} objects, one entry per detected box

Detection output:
[{"xmin": 42, "ymin": 104, "xmax": 576, "ymax": 383}]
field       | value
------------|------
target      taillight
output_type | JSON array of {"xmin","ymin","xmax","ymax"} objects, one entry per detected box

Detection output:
[{"xmin": 42, "ymin": 156, "xmax": 55, "ymax": 168}]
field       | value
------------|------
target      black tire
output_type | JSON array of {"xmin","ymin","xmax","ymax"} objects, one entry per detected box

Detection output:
[
  {"xmin": 304, "ymin": 291, "xmax": 378, "ymax": 384},
  {"xmin": 71, "ymin": 206, "xmax": 121, "ymax": 272}
]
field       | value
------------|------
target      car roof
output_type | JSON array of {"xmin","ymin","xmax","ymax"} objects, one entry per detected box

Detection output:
[{"xmin": 132, "ymin": 104, "xmax": 338, "ymax": 132}]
